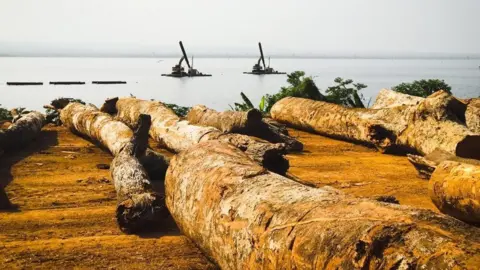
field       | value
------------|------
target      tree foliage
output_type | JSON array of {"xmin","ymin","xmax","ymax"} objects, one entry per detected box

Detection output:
[
  {"xmin": 0, "ymin": 105, "xmax": 12, "ymax": 122},
  {"xmin": 325, "ymin": 77, "xmax": 367, "ymax": 108},
  {"xmin": 164, "ymin": 103, "xmax": 191, "ymax": 117},
  {"xmin": 230, "ymin": 71, "xmax": 368, "ymax": 113},
  {"xmin": 392, "ymin": 79, "xmax": 452, "ymax": 98}
]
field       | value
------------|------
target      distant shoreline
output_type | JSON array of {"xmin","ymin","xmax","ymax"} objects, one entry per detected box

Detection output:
[{"xmin": 1, "ymin": 55, "xmax": 480, "ymax": 60}]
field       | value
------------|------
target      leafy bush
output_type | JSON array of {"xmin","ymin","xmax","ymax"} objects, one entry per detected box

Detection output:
[
  {"xmin": 325, "ymin": 77, "xmax": 367, "ymax": 108},
  {"xmin": 264, "ymin": 71, "xmax": 325, "ymax": 112},
  {"xmin": 164, "ymin": 103, "xmax": 191, "ymax": 117},
  {"xmin": 231, "ymin": 71, "xmax": 368, "ymax": 113},
  {"xmin": 392, "ymin": 79, "xmax": 452, "ymax": 97},
  {"xmin": 0, "ymin": 105, "xmax": 12, "ymax": 122}
]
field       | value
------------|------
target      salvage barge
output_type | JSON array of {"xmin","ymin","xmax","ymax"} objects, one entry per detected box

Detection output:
[
  {"xmin": 243, "ymin": 42, "xmax": 286, "ymax": 75},
  {"xmin": 161, "ymin": 41, "xmax": 211, "ymax": 78}
]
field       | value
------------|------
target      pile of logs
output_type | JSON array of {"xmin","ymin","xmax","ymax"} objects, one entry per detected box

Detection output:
[
  {"xmin": 60, "ymin": 102, "xmax": 169, "ymax": 233},
  {"xmin": 101, "ymin": 97, "xmax": 290, "ymax": 175},
  {"xmin": 166, "ymin": 140, "xmax": 480, "ymax": 269}
]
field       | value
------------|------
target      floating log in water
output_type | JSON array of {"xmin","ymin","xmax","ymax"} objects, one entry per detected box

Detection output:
[
  {"xmin": 0, "ymin": 112, "xmax": 45, "ymax": 154},
  {"xmin": 6, "ymin": 82, "xmax": 43, "ymax": 86},
  {"xmin": 430, "ymin": 160, "xmax": 480, "ymax": 225},
  {"xmin": 186, "ymin": 105, "xmax": 303, "ymax": 151},
  {"xmin": 60, "ymin": 102, "xmax": 169, "ymax": 232},
  {"xmin": 49, "ymin": 81, "xmax": 85, "ymax": 85},
  {"xmin": 102, "ymin": 97, "xmax": 289, "ymax": 175},
  {"xmin": 271, "ymin": 92, "xmax": 480, "ymax": 159},
  {"xmin": 373, "ymin": 89, "xmax": 480, "ymax": 134},
  {"xmin": 92, "ymin": 81, "xmax": 126, "ymax": 84},
  {"xmin": 166, "ymin": 140, "xmax": 480, "ymax": 269}
]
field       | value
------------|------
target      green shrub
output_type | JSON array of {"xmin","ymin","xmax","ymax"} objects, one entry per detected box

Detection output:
[{"xmin": 392, "ymin": 79, "xmax": 452, "ymax": 97}]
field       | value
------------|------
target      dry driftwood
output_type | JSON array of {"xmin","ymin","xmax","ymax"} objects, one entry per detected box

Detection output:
[
  {"xmin": 166, "ymin": 140, "xmax": 480, "ymax": 269},
  {"xmin": 373, "ymin": 89, "xmax": 480, "ymax": 134},
  {"xmin": 187, "ymin": 105, "xmax": 303, "ymax": 151},
  {"xmin": 102, "ymin": 97, "xmax": 289, "ymax": 175},
  {"xmin": 271, "ymin": 92, "xmax": 480, "ymax": 159},
  {"xmin": 430, "ymin": 161, "xmax": 480, "ymax": 225},
  {"xmin": 0, "ymin": 111, "xmax": 45, "ymax": 155},
  {"xmin": 60, "ymin": 102, "xmax": 168, "ymax": 232}
]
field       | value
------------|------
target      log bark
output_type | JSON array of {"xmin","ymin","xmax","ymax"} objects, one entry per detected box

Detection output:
[
  {"xmin": 103, "ymin": 98, "xmax": 289, "ymax": 175},
  {"xmin": 373, "ymin": 89, "xmax": 480, "ymax": 134},
  {"xmin": 271, "ymin": 92, "xmax": 480, "ymax": 159},
  {"xmin": 0, "ymin": 111, "xmax": 45, "ymax": 154},
  {"xmin": 429, "ymin": 161, "xmax": 480, "ymax": 225},
  {"xmin": 60, "ymin": 103, "xmax": 169, "ymax": 233},
  {"xmin": 166, "ymin": 140, "xmax": 480, "ymax": 269},
  {"xmin": 187, "ymin": 105, "xmax": 303, "ymax": 151}
]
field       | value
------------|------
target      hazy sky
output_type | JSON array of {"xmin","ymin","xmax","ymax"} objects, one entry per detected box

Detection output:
[{"xmin": 1, "ymin": 0, "xmax": 479, "ymax": 56}]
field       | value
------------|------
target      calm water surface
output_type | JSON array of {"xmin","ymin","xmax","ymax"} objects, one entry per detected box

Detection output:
[{"xmin": 0, "ymin": 57, "xmax": 479, "ymax": 111}]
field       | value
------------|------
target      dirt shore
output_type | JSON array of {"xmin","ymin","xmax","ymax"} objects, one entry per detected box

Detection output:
[{"xmin": 0, "ymin": 124, "xmax": 433, "ymax": 269}]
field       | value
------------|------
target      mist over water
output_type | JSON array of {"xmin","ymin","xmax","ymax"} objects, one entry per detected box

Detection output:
[{"xmin": 0, "ymin": 57, "xmax": 479, "ymax": 111}]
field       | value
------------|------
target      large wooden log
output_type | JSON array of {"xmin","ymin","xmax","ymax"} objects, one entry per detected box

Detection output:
[
  {"xmin": 271, "ymin": 92, "xmax": 480, "ymax": 159},
  {"xmin": 373, "ymin": 89, "xmax": 480, "ymax": 133},
  {"xmin": 60, "ymin": 103, "xmax": 168, "ymax": 232},
  {"xmin": 0, "ymin": 111, "xmax": 45, "ymax": 154},
  {"xmin": 166, "ymin": 140, "xmax": 480, "ymax": 269},
  {"xmin": 429, "ymin": 161, "xmax": 480, "ymax": 224},
  {"xmin": 102, "ymin": 97, "xmax": 289, "ymax": 175},
  {"xmin": 187, "ymin": 105, "xmax": 303, "ymax": 151}
]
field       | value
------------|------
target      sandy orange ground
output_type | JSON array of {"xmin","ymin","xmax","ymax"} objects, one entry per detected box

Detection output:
[{"xmin": 0, "ymin": 125, "xmax": 434, "ymax": 269}]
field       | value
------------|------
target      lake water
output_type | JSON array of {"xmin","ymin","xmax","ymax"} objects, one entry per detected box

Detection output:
[{"xmin": 0, "ymin": 57, "xmax": 479, "ymax": 111}]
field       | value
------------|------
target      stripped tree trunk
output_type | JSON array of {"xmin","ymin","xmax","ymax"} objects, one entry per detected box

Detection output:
[
  {"xmin": 0, "ymin": 111, "xmax": 45, "ymax": 154},
  {"xmin": 166, "ymin": 140, "xmax": 480, "ymax": 269},
  {"xmin": 60, "ymin": 103, "xmax": 169, "ymax": 233},
  {"xmin": 102, "ymin": 98, "xmax": 289, "ymax": 175},
  {"xmin": 373, "ymin": 89, "xmax": 480, "ymax": 133},
  {"xmin": 187, "ymin": 105, "xmax": 303, "ymax": 151},
  {"xmin": 370, "ymin": 89, "xmax": 423, "ymax": 109},
  {"xmin": 429, "ymin": 161, "xmax": 480, "ymax": 225},
  {"xmin": 271, "ymin": 92, "xmax": 480, "ymax": 159}
]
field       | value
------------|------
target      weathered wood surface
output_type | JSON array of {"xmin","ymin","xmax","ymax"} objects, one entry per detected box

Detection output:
[
  {"xmin": 60, "ymin": 103, "xmax": 168, "ymax": 232},
  {"xmin": 103, "ymin": 97, "xmax": 289, "ymax": 175},
  {"xmin": 166, "ymin": 140, "xmax": 480, "ymax": 269},
  {"xmin": 187, "ymin": 105, "xmax": 303, "ymax": 151},
  {"xmin": 430, "ymin": 161, "xmax": 480, "ymax": 225},
  {"xmin": 0, "ymin": 111, "xmax": 45, "ymax": 154},
  {"xmin": 373, "ymin": 89, "xmax": 480, "ymax": 134},
  {"xmin": 187, "ymin": 105, "xmax": 263, "ymax": 133},
  {"xmin": 371, "ymin": 89, "xmax": 423, "ymax": 109},
  {"xmin": 271, "ymin": 92, "xmax": 480, "ymax": 159}
]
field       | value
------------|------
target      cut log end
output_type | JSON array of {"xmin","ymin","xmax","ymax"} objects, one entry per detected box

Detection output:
[
  {"xmin": 456, "ymin": 135, "xmax": 480, "ymax": 160},
  {"xmin": 407, "ymin": 154, "xmax": 436, "ymax": 179},
  {"xmin": 101, "ymin": 97, "xmax": 119, "ymax": 114},
  {"xmin": 116, "ymin": 193, "xmax": 169, "ymax": 233},
  {"xmin": 246, "ymin": 109, "xmax": 263, "ymax": 124}
]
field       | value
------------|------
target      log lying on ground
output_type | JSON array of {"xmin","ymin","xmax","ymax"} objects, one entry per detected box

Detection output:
[
  {"xmin": 166, "ymin": 140, "xmax": 480, "ymax": 269},
  {"xmin": 430, "ymin": 161, "xmax": 480, "ymax": 225},
  {"xmin": 187, "ymin": 105, "xmax": 303, "ymax": 151},
  {"xmin": 102, "ymin": 97, "xmax": 289, "ymax": 175},
  {"xmin": 60, "ymin": 102, "xmax": 169, "ymax": 232},
  {"xmin": 373, "ymin": 89, "xmax": 480, "ymax": 133},
  {"xmin": 0, "ymin": 111, "xmax": 45, "ymax": 154},
  {"xmin": 271, "ymin": 92, "xmax": 480, "ymax": 159}
]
